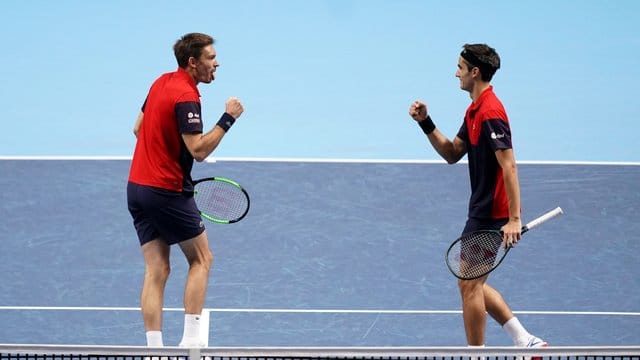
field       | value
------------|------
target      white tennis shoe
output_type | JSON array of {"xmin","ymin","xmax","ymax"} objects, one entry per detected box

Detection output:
[{"xmin": 524, "ymin": 336, "xmax": 548, "ymax": 360}]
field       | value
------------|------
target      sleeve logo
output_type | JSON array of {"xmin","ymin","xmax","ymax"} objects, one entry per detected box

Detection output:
[{"xmin": 187, "ymin": 112, "xmax": 201, "ymax": 124}]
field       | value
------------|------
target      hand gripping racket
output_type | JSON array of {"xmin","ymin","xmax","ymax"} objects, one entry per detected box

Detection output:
[
  {"xmin": 193, "ymin": 177, "xmax": 250, "ymax": 224},
  {"xmin": 445, "ymin": 207, "xmax": 563, "ymax": 280}
]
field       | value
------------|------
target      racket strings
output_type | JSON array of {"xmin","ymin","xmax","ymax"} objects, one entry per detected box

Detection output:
[
  {"xmin": 449, "ymin": 231, "xmax": 506, "ymax": 279},
  {"xmin": 195, "ymin": 181, "xmax": 248, "ymax": 221}
]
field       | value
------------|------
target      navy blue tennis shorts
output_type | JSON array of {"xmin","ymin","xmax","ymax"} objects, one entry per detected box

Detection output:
[
  {"xmin": 127, "ymin": 182, "xmax": 205, "ymax": 246},
  {"xmin": 462, "ymin": 217, "xmax": 509, "ymax": 235}
]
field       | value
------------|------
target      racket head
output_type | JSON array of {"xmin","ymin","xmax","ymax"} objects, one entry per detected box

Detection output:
[
  {"xmin": 445, "ymin": 230, "xmax": 510, "ymax": 280},
  {"xmin": 193, "ymin": 177, "xmax": 250, "ymax": 224}
]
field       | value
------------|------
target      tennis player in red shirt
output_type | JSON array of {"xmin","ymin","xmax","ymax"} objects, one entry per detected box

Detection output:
[
  {"xmin": 127, "ymin": 32, "xmax": 243, "ymax": 348},
  {"xmin": 409, "ymin": 44, "xmax": 547, "ymax": 351}
]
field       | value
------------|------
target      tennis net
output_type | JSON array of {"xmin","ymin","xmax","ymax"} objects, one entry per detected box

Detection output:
[{"xmin": 1, "ymin": 345, "xmax": 640, "ymax": 360}]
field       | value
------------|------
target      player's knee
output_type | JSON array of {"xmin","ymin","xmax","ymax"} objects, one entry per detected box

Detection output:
[
  {"xmin": 202, "ymin": 248, "xmax": 213, "ymax": 270},
  {"xmin": 191, "ymin": 248, "xmax": 213, "ymax": 271},
  {"xmin": 458, "ymin": 278, "xmax": 482, "ymax": 297},
  {"xmin": 146, "ymin": 263, "xmax": 171, "ymax": 282}
]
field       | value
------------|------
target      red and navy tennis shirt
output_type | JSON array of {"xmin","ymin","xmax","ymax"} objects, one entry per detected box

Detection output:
[
  {"xmin": 456, "ymin": 86, "xmax": 513, "ymax": 220},
  {"xmin": 129, "ymin": 67, "xmax": 204, "ymax": 192}
]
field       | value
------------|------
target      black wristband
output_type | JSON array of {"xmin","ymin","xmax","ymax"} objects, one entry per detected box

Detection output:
[
  {"xmin": 216, "ymin": 113, "xmax": 236, "ymax": 132},
  {"xmin": 418, "ymin": 115, "xmax": 436, "ymax": 135}
]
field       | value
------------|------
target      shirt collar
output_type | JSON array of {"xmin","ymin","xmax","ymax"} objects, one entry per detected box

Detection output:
[
  {"xmin": 175, "ymin": 67, "xmax": 200, "ymax": 97},
  {"xmin": 469, "ymin": 85, "xmax": 493, "ymax": 111}
]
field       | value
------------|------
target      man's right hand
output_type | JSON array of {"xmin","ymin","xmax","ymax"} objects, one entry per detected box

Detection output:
[
  {"xmin": 225, "ymin": 97, "xmax": 244, "ymax": 119},
  {"xmin": 409, "ymin": 100, "xmax": 428, "ymax": 122}
]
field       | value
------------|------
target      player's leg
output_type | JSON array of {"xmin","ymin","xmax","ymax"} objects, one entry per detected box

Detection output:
[
  {"xmin": 458, "ymin": 217, "xmax": 494, "ymax": 345},
  {"xmin": 140, "ymin": 238, "xmax": 171, "ymax": 344},
  {"xmin": 484, "ymin": 282, "xmax": 547, "ymax": 349},
  {"xmin": 128, "ymin": 182, "xmax": 172, "ymax": 346},
  {"xmin": 179, "ymin": 231, "xmax": 213, "ymax": 314},
  {"xmin": 147, "ymin": 188, "xmax": 210, "ymax": 347},
  {"xmin": 178, "ymin": 231, "xmax": 213, "ymax": 346},
  {"xmin": 459, "ymin": 276, "xmax": 488, "ymax": 345},
  {"xmin": 483, "ymin": 283, "xmax": 513, "ymax": 324}
]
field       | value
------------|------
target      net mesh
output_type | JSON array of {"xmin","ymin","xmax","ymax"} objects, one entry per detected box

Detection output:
[
  {"xmin": 194, "ymin": 179, "xmax": 249, "ymax": 222},
  {"xmin": 447, "ymin": 231, "xmax": 508, "ymax": 279},
  {"xmin": 1, "ymin": 346, "xmax": 639, "ymax": 360}
]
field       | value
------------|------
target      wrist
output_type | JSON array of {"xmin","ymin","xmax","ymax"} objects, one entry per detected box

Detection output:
[
  {"xmin": 216, "ymin": 112, "xmax": 236, "ymax": 132},
  {"xmin": 418, "ymin": 115, "xmax": 436, "ymax": 135}
]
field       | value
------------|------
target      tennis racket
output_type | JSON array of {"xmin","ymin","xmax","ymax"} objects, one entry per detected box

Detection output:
[
  {"xmin": 445, "ymin": 207, "xmax": 563, "ymax": 280},
  {"xmin": 193, "ymin": 177, "xmax": 250, "ymax": 224}
]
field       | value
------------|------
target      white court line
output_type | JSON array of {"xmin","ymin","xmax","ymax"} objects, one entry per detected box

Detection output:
[
  {"xmin": 0, "ymin": 306, "xmax": 638, "ymax": 316},
  {"xmin": 0, "ymin": 155, "xmax": 133, "ymax": 161},
  {"xmin": 0, "ymin": 155, "xmax": 639, "ymax": 166},
  {"xmin": 207, "ymin": 157, "xmax": 640, "ymax": 166}
]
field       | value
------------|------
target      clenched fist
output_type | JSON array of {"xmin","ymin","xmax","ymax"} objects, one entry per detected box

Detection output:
[
  {"xmin": 225, "ymin": 97, "xmax": 244, "ymax": 119},
  {"xmin": 409, "ymin": 100, "xmax": 428, "ymax": 122}
]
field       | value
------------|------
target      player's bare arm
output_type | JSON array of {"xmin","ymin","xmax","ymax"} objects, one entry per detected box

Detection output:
[
  {"xmin": 409, "ymin": 100, "xmax": 466, "ymax": 164},
  {"xmin": 183, "ymin": 97, "xmax": 244, "ymax": 162},
  {"xmin": 495, "ymin": 148, "xmax": 522, "ymax": 246}
]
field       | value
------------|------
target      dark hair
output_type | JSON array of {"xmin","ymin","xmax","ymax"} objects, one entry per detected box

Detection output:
[
  {"xmin": 460, "ymin": 43, "xmax": 500, "ymax": 82},
  {"xmin": 173, "ymin": 33, "xmax": 215, "ymax": 68}
]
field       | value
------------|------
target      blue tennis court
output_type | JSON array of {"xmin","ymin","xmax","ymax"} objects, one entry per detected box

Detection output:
[{"xmin": 0, "ymin": 159, "xmax": 638, "ymax": 346}]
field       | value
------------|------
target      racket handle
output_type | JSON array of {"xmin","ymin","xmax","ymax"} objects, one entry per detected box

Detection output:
[{"xmin": 522, "ymin": 207, "xmax": 563, "ymax": 233}]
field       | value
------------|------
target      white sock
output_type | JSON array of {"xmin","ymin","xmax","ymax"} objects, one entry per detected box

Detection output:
[
  {"xmin": 179, "ymin": 314, "xmax": 201, "ymax": 346},
  {"xmin": 145, "ymin": 330, "xmax": 163, "ymax": 347},
  {"xmin": 503, "ymin": 317, "xmax": 532, "ymax": 346}
]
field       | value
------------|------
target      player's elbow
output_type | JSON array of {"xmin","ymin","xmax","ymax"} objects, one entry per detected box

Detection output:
[
  {"xmin": 448, "ymin": 147, "xmax": 467, "ymax": 164},
  {"xmin": 443, "ymin": 152, "xmax": 464, "ymax": 164},
  {"xmin": 188, "ymin": 147, "xmax": 207, "ymax": 162},
  {"xmin": 186, "ymin": 143, "xmax": 210, "ymax": 162},
  {"xmin": 193, "ymin": 153, "xmax": 207, "ymax": 162}
]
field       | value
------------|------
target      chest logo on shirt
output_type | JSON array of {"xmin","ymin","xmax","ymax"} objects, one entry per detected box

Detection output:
[{"xmin": 187, "ymin": 112, "xmax": 201, "ymax": 124}]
